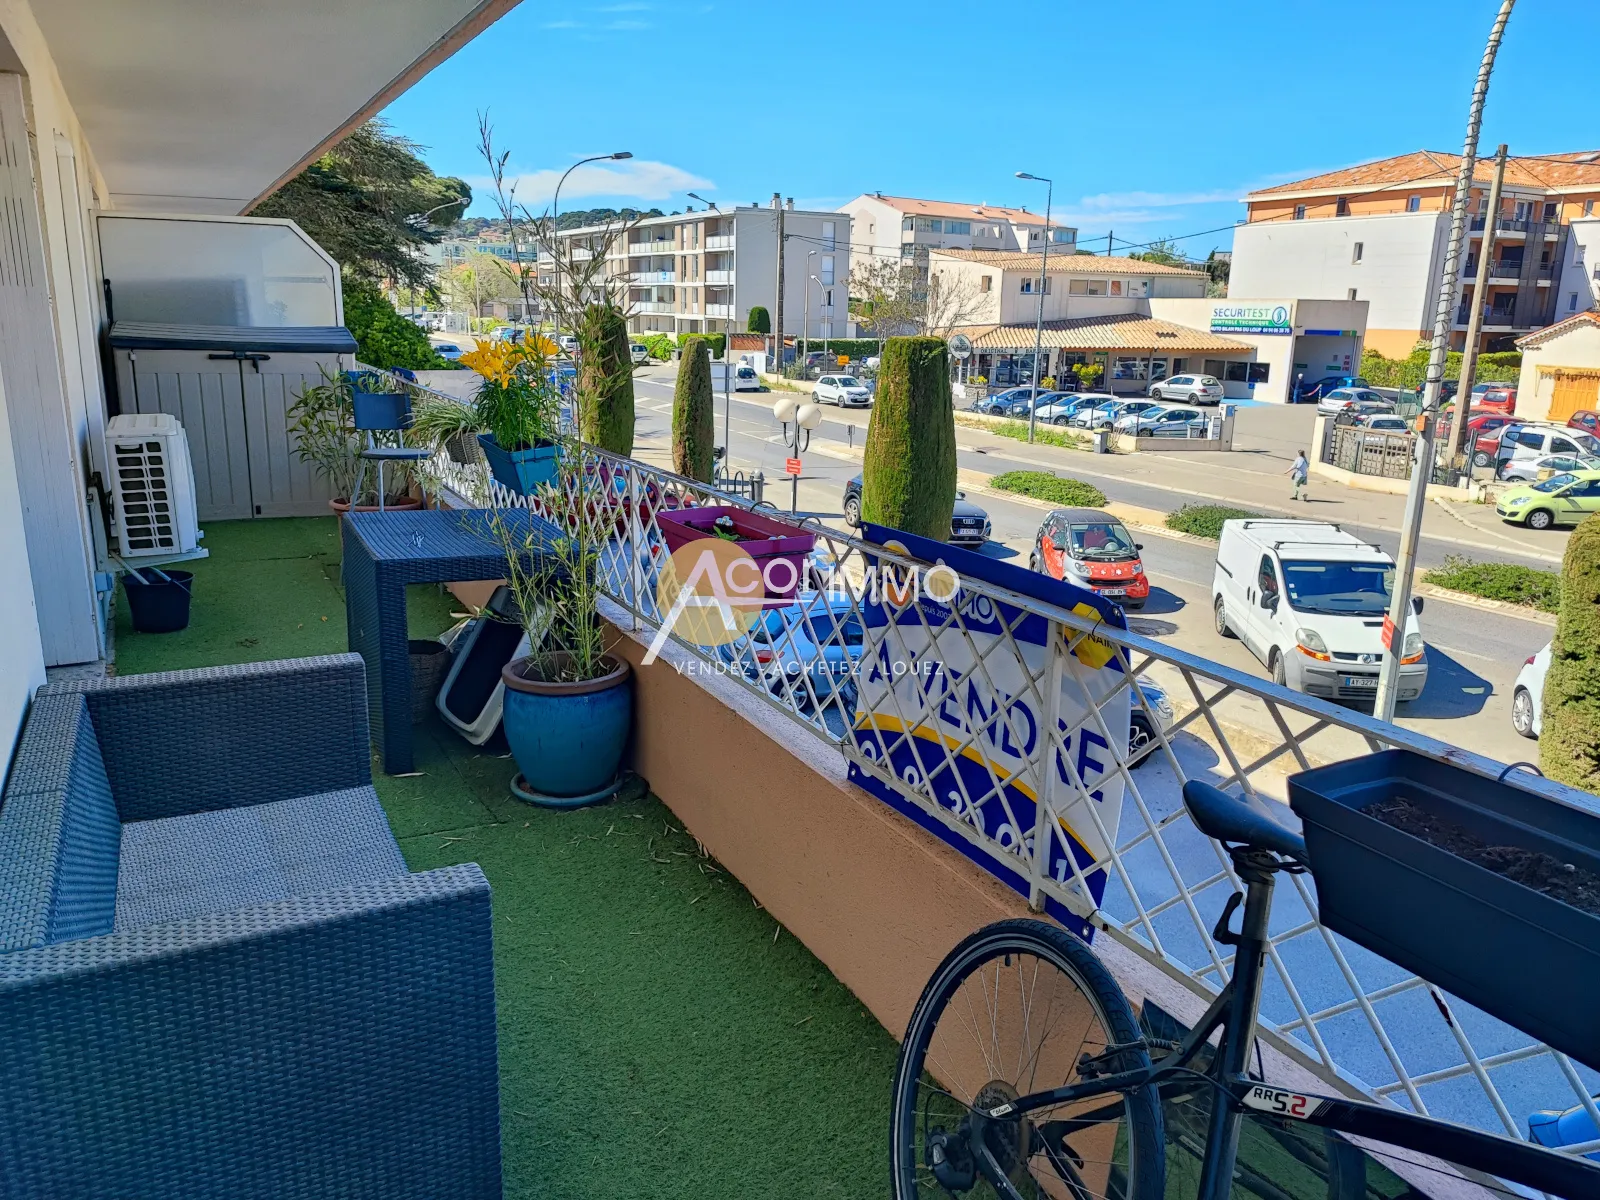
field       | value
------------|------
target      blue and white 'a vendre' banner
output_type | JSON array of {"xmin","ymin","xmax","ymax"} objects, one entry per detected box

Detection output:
[{"xmin": 847, "ymin": 524, "xmax": 1131, "ymax": 938}]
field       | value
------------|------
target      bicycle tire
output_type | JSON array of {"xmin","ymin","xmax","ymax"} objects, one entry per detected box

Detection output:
[{"xmin": 890, "ymin": 918, "xmax": 1166, "ymax": 1200}]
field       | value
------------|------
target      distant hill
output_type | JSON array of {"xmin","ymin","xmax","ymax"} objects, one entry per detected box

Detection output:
[{"xmin": 450, "ymin": 208, "xmax": 666, "ymax": 237}]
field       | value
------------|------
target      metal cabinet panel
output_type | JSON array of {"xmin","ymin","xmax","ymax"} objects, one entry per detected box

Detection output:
[{"xmin": 120, "ymin": 348, "xmax": 253, "ymax": 520}]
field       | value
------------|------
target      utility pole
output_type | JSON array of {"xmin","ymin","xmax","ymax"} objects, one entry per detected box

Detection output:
[
  {"xmin": 804, "ymin": 249, "xmax": 817, "ymax": 364},
  {"xmin": 1374, "ymin": 0, "xmax": 1515, "ymax": 722},
  {"xmin": 1107, "ymin": 229, "xmax": 1114, "ymax": 257},
  {"xmin": 1017, "ymin": 172, "xmax": 1053, "ymax": 444},
  {"xmin": 1447, "ymin": 143, "xmax": 1508, "ymax": 470},
  {"xmin": 773, "ymin": 193, "xmax": 786, "ymax": 375}
]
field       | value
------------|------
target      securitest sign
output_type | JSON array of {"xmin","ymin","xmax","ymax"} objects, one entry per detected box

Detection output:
[{"xmin": 1211, "ymin": 303, "xmax": 1291, "ymax": 335}]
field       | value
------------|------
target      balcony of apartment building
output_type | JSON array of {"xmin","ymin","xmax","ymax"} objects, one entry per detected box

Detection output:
[
  {"xmin": 629, "ymin": 266, "xmax": 677, "ymax": 284},
  {"xmin": 705, "ymin": 252, "xmax": 734, "ymax": 285},
  {"xmin": 71, "ymin": 364, "xmax": 1594, "ymax": 1198}
]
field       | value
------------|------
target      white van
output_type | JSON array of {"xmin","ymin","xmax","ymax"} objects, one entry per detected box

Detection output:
[
  {"xmin": 1212, "ymin": 520, "xmax": 1427, "ymax": 703},
  {"xmin": 1495, "ymin": 424, "xmax": 1600, "ymax": 475}
]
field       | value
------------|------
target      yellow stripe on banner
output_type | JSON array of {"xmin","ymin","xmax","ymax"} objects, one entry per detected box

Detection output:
[{"xmin": 852, "ymin": 713, "xmax": 1096, "ymax": 856}]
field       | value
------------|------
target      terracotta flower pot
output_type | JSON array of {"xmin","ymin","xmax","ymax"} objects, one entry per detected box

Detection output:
[{"xmin": 329, "ymin": 496, "xmax": 424, "ymax": 514}]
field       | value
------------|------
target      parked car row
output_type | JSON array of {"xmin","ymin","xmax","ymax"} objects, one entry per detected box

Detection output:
[{"xmin": 839, "ymin": 475, "xmax": 990, "ymax": 545}]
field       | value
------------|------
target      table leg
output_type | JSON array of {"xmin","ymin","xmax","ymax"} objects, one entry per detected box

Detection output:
[{"xmin": 374, "ymin": 577, "xmax": 415, "ymax": 773}]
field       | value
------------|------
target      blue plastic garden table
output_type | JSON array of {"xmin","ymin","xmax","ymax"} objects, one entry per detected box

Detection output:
[{"xmin": 342, "ymin": 507, "xmax": 559, "ymax": 773}]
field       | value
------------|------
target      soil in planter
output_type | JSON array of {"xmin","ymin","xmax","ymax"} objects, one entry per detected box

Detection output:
[{"xmin": 1366, "ymin": 797, "xmax": 1600, "ymax": 916}]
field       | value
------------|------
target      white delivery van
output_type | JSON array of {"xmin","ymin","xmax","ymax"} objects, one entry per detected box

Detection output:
[{"xmin": 1212, "ymin": 520, "xmax": 1427, "ymax": 703}]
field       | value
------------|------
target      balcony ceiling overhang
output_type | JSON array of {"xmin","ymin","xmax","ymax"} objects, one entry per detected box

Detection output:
[{"xmin": 34, "ymin": 0, "xmax": 519, "ymax": 215}]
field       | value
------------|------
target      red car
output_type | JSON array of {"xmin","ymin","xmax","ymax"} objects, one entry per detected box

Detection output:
[
  {"xmin": 1029, "ymin": 507, "xmax": 1150, "ymax": 609},
  {"xmin": 1568, "ymin": 410, "xmax": 1600, "ymax": 436},
  {"xmin": 1467, "ymin": 413, "xmax": 1519, "ymax": 466}
]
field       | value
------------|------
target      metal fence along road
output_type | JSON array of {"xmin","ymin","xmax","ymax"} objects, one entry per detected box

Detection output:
[{"xmin": 386, "ymin": 368, "xmax": 1600, "ymax": 1181}]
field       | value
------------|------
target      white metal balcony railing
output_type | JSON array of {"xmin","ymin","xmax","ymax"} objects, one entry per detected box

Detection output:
[
  {"xmin": 628, "ymin": 240, "xmax": 674, "ymax": 256},
  {"xmin": 630, "ymin": 271, "xmax": 676, "ymax": 284},
  {"xmin": 705, "ymin": 234, "xmax": 734, "ymax": 250},
  {"xmin": 631, "ymin": 300, "xmax": 674, "ymax": 314},
  {"xmin": 704, "ymin": 304, "xmax": 733, "ymax": 318},
  {"xmin": 377, "ymin": 369, "xmax": 1600, "ymax": 1186},
  {"xmin": 705, "ymin": 270, "xmax": 734, "ymax": 284}
]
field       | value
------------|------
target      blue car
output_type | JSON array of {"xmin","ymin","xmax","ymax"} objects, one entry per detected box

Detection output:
[
  {"xmin": 975, "ymin": 386, "xmax": 1048, "ymax": 416},
  {"xmin": 717, "ymin": 593, "xmax": 866, "ymax": 712}
]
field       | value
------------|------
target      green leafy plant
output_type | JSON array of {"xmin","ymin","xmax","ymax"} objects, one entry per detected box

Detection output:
[
  {"xmin": 961, "ymin": 416, "xmax": 1089, "ymax": 452},
  {"xmin": 1165, "ymin": 504, "xmax": 1262, "ymax": 539},
  {"xmin": 1071, "ymin": 362, "xmax": 1104, "ymax": 389},
  {"xmin": 746, "ymin": 305, "xmax": 771, "ymax": 334},
  {"xmin": 1425, "ymin": 554, "xmax": 1561, "ymax": 613},
  {"xmin": 673, "ymin": 336, "xmax": 715, "ymax": 481},
  {"xmin": 288, "ymin": 369, "xmax": 365, "ymax": 503},
  {"xmin": 641, "ymin": 333, "xmax": 675, "ymax": 361},
  {"xmin": 342, "ymin": 279, "xmax": 451, "ymax": 370},
  {"xmin": 989, "ymin": 471, "xmax": 1107, "ymax": 508},
  {"xmin": 1542, "ymin": 518, "xmax": 1600, "ymax": 788},
  {"xmin": 576, "ymin": 302, "xmax": 635, "ymax": 456},
  {"xmin": 862, "ymin": 336, "xmax": 957, "ymax": 540},
  {"xmin": 485, "ymin": 443, "xmax": 616, "ymax": 684}
]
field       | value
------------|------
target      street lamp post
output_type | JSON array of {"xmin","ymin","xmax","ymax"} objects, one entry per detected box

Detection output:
[
  {"xmin": 1373, "ymin": 0, "xmax": 1515, "ymax": 721},
  {"xmin": 773, "ymin": 395, "xmax": 823, "ymax": 514},
  {"xmin": 687, "ymin": 192, "xmax": 732, "ymax": 461},
  {"xmin": 803, "ymin": 250, "xmax": 817, "ymax": 364},
  {"xmin": 811, "ymin": 275, "xmax": 826, "ymax": 364},
  {"xmin": 549, "ymin": 151, "xmax": 632, "ymax": 348},
  {"xmin": 1016, "ymin": 172, "xmax": 1054, "ymax": 444}
]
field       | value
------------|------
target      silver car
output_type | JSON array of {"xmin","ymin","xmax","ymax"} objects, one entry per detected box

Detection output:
[
  {"xmin": 1114, "ymin": 405, "xmax": 1206, "ymax": 437},
  {"xmin": 1317, "ymin": 387, "xmax": 1389, "ymax": 416},
  {"xmin": 813, "ymin": 375, "xmax": 872, "ymax": 407},
  {"xmin": 1149, "ymin": 374, "xmax": 1224, "ymax": 405}
]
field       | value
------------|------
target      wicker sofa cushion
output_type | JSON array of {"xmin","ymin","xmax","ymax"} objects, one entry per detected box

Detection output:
[
  {"xmin": 114, "ymin": 787, "xmax": 408, "ymax": 930},
  {"xmin": 0, "ymin": 695, "xmax": 121, "ymax": 952}
]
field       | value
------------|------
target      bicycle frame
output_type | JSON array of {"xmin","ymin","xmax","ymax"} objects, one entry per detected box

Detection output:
[{"xmin": 979, "ymin": 851, "xmax": 1600, "ymax": 1200}]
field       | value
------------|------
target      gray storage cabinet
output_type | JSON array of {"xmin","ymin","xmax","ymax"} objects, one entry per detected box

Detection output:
[{"xmin": 110, "ymin": 323, "xmax": 357, "ymax": 519}]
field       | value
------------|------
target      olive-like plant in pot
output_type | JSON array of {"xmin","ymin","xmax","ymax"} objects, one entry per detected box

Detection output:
[
  {"xmin": 484, "ymin": 441, "xmax": 632, "ymax": 807},
  {"xmin": 288, "ymin": 368, "xmax": 421, "ymax": 511}
]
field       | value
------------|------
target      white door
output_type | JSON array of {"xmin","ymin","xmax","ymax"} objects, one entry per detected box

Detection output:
[
  {"xmin": 242, "ymin": 353, "xmax": 339, "ymax": 516},
  {"xmin": 0, "ymin": 75, "xmax": 102, "ymax": 665},
  {"xmin": 124, "ymin": 349, "xmax": 254, "ymax": 520}
]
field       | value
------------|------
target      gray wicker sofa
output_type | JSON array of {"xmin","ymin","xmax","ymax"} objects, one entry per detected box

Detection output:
[{"xmin": 0, "ymin": 654, "xmax": 501, "ymax": 1198}]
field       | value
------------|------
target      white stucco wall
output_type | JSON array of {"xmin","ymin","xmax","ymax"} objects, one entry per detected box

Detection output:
[
  {"xmin": 1555, "ymin": 217, "xmax": 1600, "ymax": 323},
  {"xmin": 0, "ymin": 363, "xmax": 47, "ymax": 786},
  {"xmin": 1517, "ymin": 321, "xmax": 1600, "ymax": 422},
  {"xmin": 1230, "ymin": 212, "xmax": 1446, "ymax": 355}
]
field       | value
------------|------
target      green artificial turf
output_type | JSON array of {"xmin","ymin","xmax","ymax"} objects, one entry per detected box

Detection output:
[{"xmin": 114, "ymin": 517, "xmax": 898, "ymax": 1199}]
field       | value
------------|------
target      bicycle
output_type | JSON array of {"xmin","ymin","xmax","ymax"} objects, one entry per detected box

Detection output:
[{"xmin": 890, "ymin": 779, "xmax": 1600, "ymax": 1200}]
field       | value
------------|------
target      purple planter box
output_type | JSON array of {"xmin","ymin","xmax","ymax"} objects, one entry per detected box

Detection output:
[{"xmin": 655, "ymin": 505, "xmax": 816, "ymax": 601}]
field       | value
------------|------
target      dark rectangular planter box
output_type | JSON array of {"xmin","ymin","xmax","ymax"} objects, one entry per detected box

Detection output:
[
  {"xmin": 655, "ymin": 505, "xmax": 815, "ymax": 601},
  {"xmin": 477, "ymin": 433, "xmax": 560, "ymax": 496},
  {"xmin": 1288, "ymin": 749, "xmax": 1600, "ymax": 1069}
]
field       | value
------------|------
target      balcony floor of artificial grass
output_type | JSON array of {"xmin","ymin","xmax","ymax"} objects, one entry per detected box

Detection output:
[{"xmin": 114, "ymin": 516, "xmax": 896, "ymax": 1199}]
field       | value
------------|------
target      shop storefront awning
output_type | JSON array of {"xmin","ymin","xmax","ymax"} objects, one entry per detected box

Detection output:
[{"xmin": 950, "ymin": 314, "xmax": 1254, "ymax": 353}]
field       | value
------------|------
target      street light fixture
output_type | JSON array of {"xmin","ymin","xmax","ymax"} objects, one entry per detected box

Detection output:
[
  {"xmin": 773, "ymin": 396, "xmax": 823, "ymax": 513},
  {"xmin": 1016, "ymin": 171, "xmax": 1054, "ymax": 445},
  {"xmin": 550, "ymin": 151, "xmax": 632, "ymax": 348}
]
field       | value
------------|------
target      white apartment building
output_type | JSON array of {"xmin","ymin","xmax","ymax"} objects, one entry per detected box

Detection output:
[
  {"xmin": 546, "ymin": 197, "xmax": 850, "ymax": 340},
  {"xmin": 840, "ymin": 193, "xmax": 1076, "ymax": 277},
  {"xmin": 1231, "ymin": 150, "xmax": 1600, "ymax": 358},
  {"xmin": 933, "ymin": 250, "xmax": 1366, "ymax": 404}
]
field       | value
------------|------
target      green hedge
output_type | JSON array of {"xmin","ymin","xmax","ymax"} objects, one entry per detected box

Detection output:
[
  {"xmin": 1424, "ymin": 554, "xmax": 1561, "ymax": 613},
  {"xmin": 989, "ymin": 471, "xmax": 1107, "ymax": 508},
  {"xmin": 806, "ymin": 338, "xmax": 881, "ymax": 362},
  {"xmin": 978, "ymin": 418, "xmax": 1088, "ymax": 452},
  {"xmin": 640, "ymin": 333, "xmax": 676, "ymax": 361},
  {"xmin": 1359, "ymin": 345, "xmax": 1520, "ymax": 390},
  {"xmin": 1542, "ymin": 519, "xmax": 1600, "ymax": 788},
  {"xmin": 342, "ymin": 279, "xmax": 451, "ymax": 370},
  {"xmin": 1166, "ymin": 504, "xmax": 1262, "ymax": 539}
]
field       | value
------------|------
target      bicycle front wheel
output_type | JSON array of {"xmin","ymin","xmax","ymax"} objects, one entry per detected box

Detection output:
[{"xmin": 891, "ymin": 919, "xmax": 1166, "ymax": 1200}]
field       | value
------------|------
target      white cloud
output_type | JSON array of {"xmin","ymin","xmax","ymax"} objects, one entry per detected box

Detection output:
[
  {"xmin": 471, "ymin": 159, "xmax": 714, "ymax": 207},
  {"xmin": 605, "ymin": 18, "xmax": 649, "ymax": 29},
  {"xmin": 1073, "ymin": 188, "xmax": 1245, "ymax": 212}
]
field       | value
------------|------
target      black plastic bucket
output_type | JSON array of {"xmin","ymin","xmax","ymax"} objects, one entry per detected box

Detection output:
[{"xmin": 122, "ymin": 569, "xmax": 193, "ymax": 633}]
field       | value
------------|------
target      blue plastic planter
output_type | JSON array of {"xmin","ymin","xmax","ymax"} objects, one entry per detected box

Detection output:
[
  {"xmin": 477, "ymin": 433, "xmax": 560, "ymax": 496},
  {"xmin": 1288, "ymin": 749, "xmax": 1600, "ymax": 1069},
  {"xmin": 501, "ymin": 655, "xmax": 632, "ymax": 806}
]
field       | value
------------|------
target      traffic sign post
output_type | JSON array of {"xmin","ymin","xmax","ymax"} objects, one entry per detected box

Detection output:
[
  {"xmin": 785, "ymin": 457, "xmax": 802, "ymax": 476},
  {"xmin": 787, "ymin": 457, "xmax": 802, "ymax": 513}
]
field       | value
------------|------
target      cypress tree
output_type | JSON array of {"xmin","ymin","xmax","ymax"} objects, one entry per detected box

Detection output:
[
  {"xmin": 672, "ymin": 336, "xmax": 715, "ymax": 482},
  {"xmin": 1542, "ymin": 515, "xmax": 1600, "ymax": 789},
  {"xmin": 746, "ymin": 306, "xmax": 771, "ymax": 334},
  {"xmin": 861, "ymin": 336, "xmax": 957, "ymax": 541},
  {"xmin": 575, "ymin": 302, "xmax": 635, "ymax": 456}
]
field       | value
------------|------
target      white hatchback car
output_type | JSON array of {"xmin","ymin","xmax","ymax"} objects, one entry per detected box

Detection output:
[
  {"xmin": 629, "ymin": 343, "xmax": 649, "ymax": 365},
  {"xmin": 1359, "ymin": 414, "xmax": 1412, "ymax": 434},
  {"xmin": 1317, "ymin": 387, "xmax": 1389, "ymax": 416},
  {"xmin": 813, "ymin": 375, "xmax": 872, "ymax": 407},
  {"xmin": 1150, "ymin": 374, "xmax": 1224, "ymax": 405},
  {"xmin": 1512, "ymin": 642, "xmax": 1551, "ymax": 738}
]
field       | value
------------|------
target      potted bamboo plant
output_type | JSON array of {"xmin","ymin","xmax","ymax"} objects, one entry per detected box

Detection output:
[
  {"xmin": 417, "ymin": 334, "xmax": 563, "ymax": 496},
  {"xmin": 288, "ymin": 368, "xmax": 422, "ymax": 512},
  {"xmin": 484, "ymin": 441, "xmax": 632, "ymax": 807}
]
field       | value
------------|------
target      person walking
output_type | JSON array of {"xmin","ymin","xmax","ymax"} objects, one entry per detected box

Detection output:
[{"xmin": 1288, "ymin": 450, "xmax": 1310, "ymax": 501}]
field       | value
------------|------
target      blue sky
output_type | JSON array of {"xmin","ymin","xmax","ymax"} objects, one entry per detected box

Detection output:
[{"xmin": 384, "ymin": 0, "xmax": 1600, "ymax": 258}]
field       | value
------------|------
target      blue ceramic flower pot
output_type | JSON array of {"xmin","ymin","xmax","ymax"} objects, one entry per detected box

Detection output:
[
  {"xmin": 501, "ymin": 655, "xmax": 632, "ymax": 806},
  {"xmin": 477, "ymin": 433, "xmax": 560, "ymax": 496}
]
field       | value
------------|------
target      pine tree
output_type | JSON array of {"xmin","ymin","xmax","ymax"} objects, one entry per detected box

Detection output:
[
  {"xmin": 861, "ymin": 336, "xmax": 956, "ymax": 540},
  {"xmin": 672, "ymin": 336, "xmax": 715, "ymax": 482},
  {"xmin": 576, "ymin": 303, "xmax": 635, "ymax": 455}
]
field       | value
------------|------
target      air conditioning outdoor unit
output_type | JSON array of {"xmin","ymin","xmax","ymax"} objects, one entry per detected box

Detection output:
[{"xmin": 106, "ymin": 413, "xmax": 201, "ymax": 559}]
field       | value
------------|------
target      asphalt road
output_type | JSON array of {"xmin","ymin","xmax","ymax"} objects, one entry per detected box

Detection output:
[{"xmin": 629, "ymin": 370, "xmax": 1553, "ymax": 764}]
